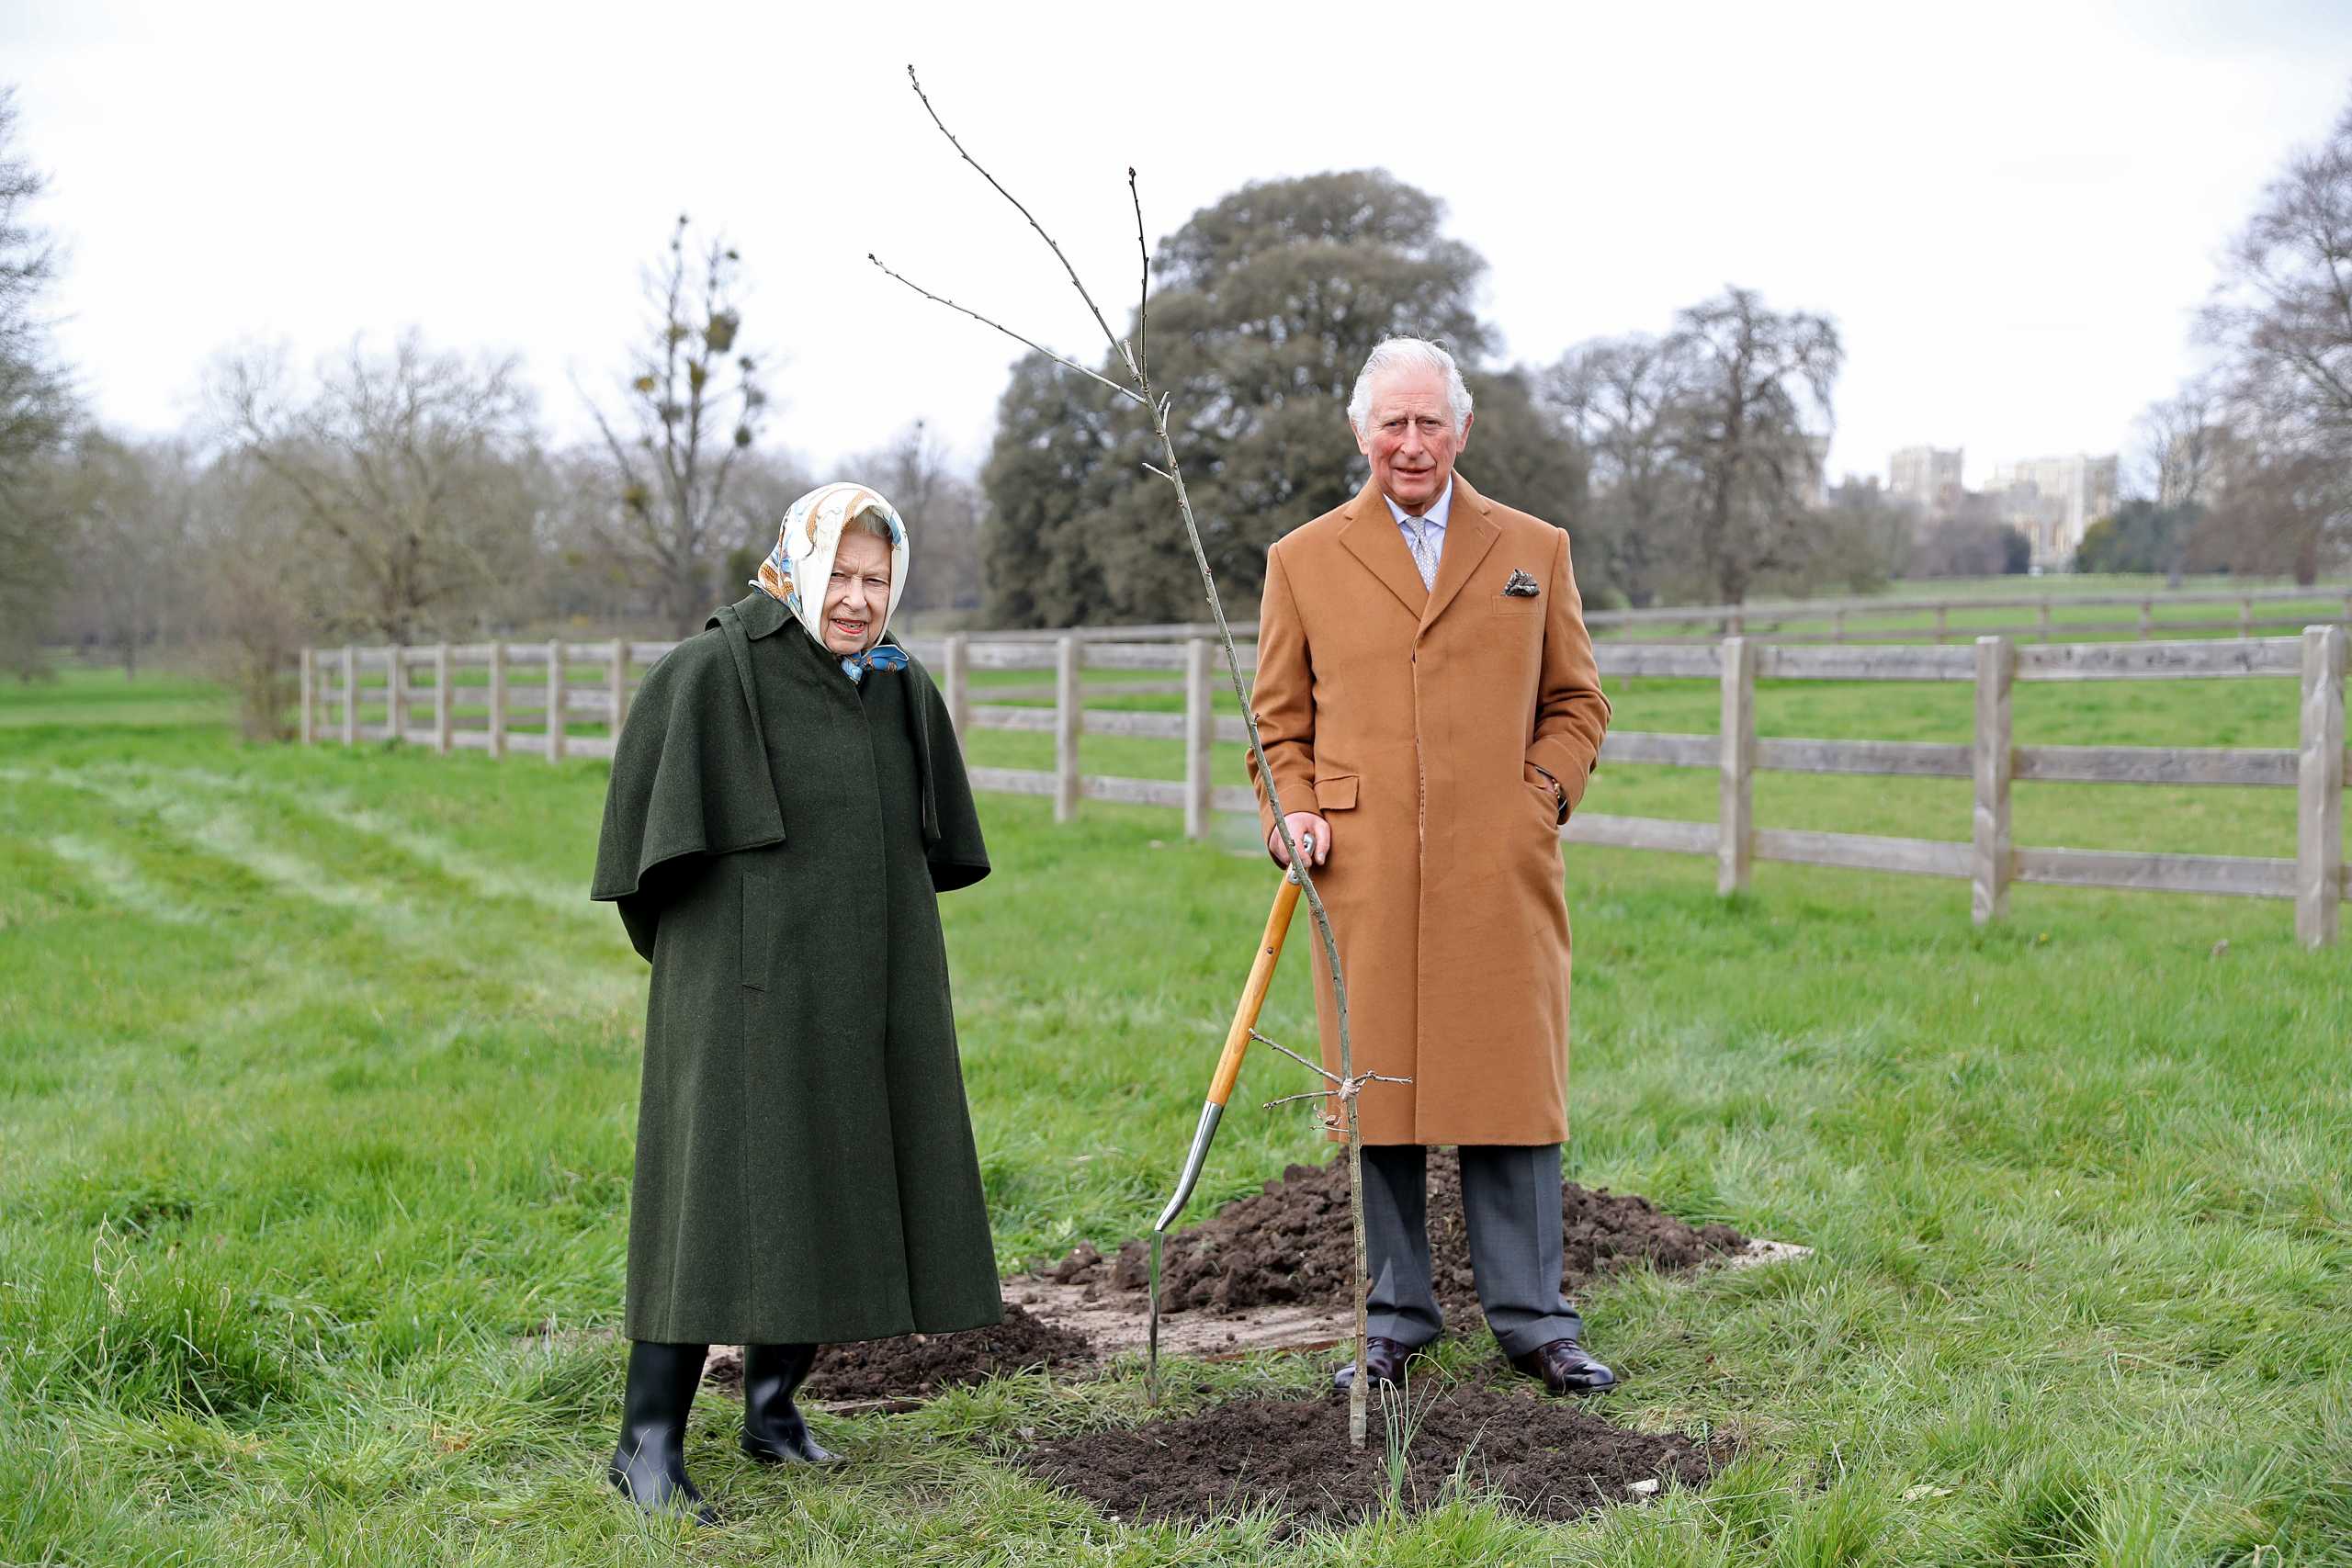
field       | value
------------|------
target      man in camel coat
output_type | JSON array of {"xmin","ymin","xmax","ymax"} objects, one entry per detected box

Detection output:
[{"xmin": 1248, "ymin": 337, "xmax": 1616, "ymax": 1395}]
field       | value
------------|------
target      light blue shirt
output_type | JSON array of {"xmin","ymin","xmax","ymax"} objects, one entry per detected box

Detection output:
[
  {"xmin": 1381, "ymin": 478, "xmax": 1454, "ymax": 540},
  {"xmin": 1383, "ymin": 478, "xmax": 1453, "ymax": 587}
]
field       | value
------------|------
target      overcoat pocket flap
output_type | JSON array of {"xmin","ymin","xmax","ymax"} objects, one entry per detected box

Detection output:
[
  {"xmin": 741, "ymin": 866, "xmax": 777, "ymax": 990},
  {"xmin": 1313, "ymin": 774, "xmax": 1359, "ymax": 811}
]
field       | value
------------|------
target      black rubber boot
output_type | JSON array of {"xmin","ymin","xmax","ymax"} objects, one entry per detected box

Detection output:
[
  {"xmin": 740, "ymin": 1343, "xmax": 839, "ymax": 1465},
  {"xmin": 607, "ymin": 1340, "xmax": 715, "ymax": 1523}
]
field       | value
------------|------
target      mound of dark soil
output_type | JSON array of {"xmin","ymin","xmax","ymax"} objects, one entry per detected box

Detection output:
[
  {"xmin": 1023, "ymin": 1385, "xmax": 1729, "ymax": 1533},
  {"xmin": 702, "ymin": 1303, "xmax": 1097, "ymax": 1403},
  {"xmin": 1046, "ymin": 1149, "xmax": 1747, "ymax": 1323}
]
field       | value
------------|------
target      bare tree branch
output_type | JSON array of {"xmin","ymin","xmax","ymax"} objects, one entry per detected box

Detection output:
[
  {"xmin": 905, "ymin": 64, "xmax": 1125, "ymax": 358},
  {"xmin": 1129, "ymin": 165, "xmax": 1149, "ymax": 385},
  {"xmin": 1251, "ymin": 1028, "xmax": 1339, "ymax": 1084},
  {"xmin": 867, "ymin": 253, "xmax": 1147, "ymax": 408}
]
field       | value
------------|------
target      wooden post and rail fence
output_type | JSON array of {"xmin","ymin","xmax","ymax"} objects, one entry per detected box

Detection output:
[
  {"xmin": 1581, "ymin": 581, "xmax": 2352, "ymax": 645},
  {"xmin": 298, "ymin": 616, "xmax": 2350, "ymax": 949}
]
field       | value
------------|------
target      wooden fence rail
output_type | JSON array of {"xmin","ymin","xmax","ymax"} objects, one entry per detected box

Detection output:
[
  {"xmin": 301, "ymin": 625, "xmax": 2352, "ymax": 947},
  {"xmin": 1582, "ymin": 581, "xmax": 2352, "ymax": 645},
  {"xmin": 842, "ymin": 581, "xmax": 2352, "ymax": 649}
]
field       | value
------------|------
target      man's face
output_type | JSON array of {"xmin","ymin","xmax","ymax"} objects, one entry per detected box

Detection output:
[
  {"xmin": 1353, "ymin": 366, "xmax": 1470, "ymax": 513},
  {"xmin": 820, "ymin": 530, "xmax": 893, "ymax": 653}
]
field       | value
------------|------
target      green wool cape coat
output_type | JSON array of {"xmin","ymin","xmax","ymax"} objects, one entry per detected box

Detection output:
[{"xmin": 590, "ymin": 591, "xmax": 1001, "ymax": 1346}]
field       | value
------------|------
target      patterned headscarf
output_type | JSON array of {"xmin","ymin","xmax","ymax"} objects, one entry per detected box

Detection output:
[{"xmin": 751, "ymin": 482, "xmax": 911, "ymax": 680}]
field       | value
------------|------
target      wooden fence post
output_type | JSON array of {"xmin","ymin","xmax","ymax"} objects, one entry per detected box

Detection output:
[
  {"xmin": 1184, "ymin": 637, "xmax": 1213, "ymax": 840},
  {"xmin": 2241, "ymin": 596, "xmax": 2254, "ymax": 637},
  {"xmin": 386, "ymin": 646, "xmax": 406, "ymax": 744},
  {"xmin": 2297, "ymin": 625, "xmax": 2346, "ymax": 949},
  {"xmin": 341, "ymin": 646, "xmax": 357, "ymax": 745},
  {"xmin": 487, "ymin": 641, "xmax": 508, "ymax": 761},
  {"xmin": 608, "ymin": 639, "xmax": 628, "ymax": 740},
  {"xmin": 433, "ymin": 643, "xmax": 452, "ymax": 754},
  {"xmin": 2038, "ymin": 602, "xmax": 2052, "ymax": 643},
  {"xmin": 2138, "ymin": 599, "xmax": 2154, "ymax": 639},
  {"xmin": 1831, "ymin": 609, "xmax": 1846, "ymax": 644},
  {"xmin": 1718, "ymin": 637, "xmax": 1754, "ymax": 896},
  {"xmin": 299, "ymin": 649, "xmax": 315, "ymax": 745},
  {"xmin": 1934, "ymin": 604, "xmax": 1950, "ymax": 645},
  {"xmin": 1973, "ymin": 636, "xmax": 2015, "ymax": 925},
  {"xmin": 1054, "ymin": 635, "xmax": 1080, "ymax": 823},
  {"xmin": 943, "ymin": 634, "xmax": 969, "ymax": 735},
  {"xmin": 546, "ymin": 640, "xmax": 567, "ymax": 763}
]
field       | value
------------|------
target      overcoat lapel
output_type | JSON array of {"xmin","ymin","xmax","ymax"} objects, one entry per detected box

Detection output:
[
  {"xmin": 1336, "ymin": 478, "xmax": 1429, "ymax": 619},
  {"xmin": 1419, "ymin": 475, "xmax": 1499, "ymax": 632}
]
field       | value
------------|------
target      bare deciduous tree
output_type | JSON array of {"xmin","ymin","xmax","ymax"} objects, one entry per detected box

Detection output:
[
  {"xmin": 0, "ymin": 85, "xmax": 79, "ymax": 679},
  {"xmin": 2129, "ymin": 378, "xmax": 2227, "ymax": 586},
  {"xmin": 582, "ymin": 215, "xmax": 771, "ymax": 635},
  {"xmin": 1668, "ymin": 287, "xmax": 1842, "ymax": 605},
  {"xmin": 2203, "ymin": 93, "xmax": 2352, "ymax": 455},
  {"xmin": 2202, "ymin": 438, "xmax": 2341, "ymax": 583},
  {"xmin": 2135, "ymin": 377, "xmax": 2224, "ymax": 512},
  {"xmin": 2195, "ymin": 90, "xmax": 2352, "ymax": 584},
  {"xmin": 186, "ymin": 450, "xmax": 328, "ymax": 739},
  {"xmin": 210, "ymin": 333, "xmax": 541, "ymax": 644},
  {"xmin": 848, "ymin": 419, "xmax": 983, "ymax": 615},
  {"xmin": 57, "ymin": 432, "xmax": 193, "ymax": 676},
  {"xmin": 1543, "ymin": 334, "xmax": 1689, "ymax": 607}
]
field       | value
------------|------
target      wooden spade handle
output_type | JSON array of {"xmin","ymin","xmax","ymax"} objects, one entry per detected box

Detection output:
[{"xmin": 1207, "ymin": 872, "xmax": 1305, "ymax": 1107}]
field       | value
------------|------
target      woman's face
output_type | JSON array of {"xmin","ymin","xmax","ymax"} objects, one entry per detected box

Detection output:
[{"xmin": 820, "ymin": 530, "xmax": 893, "ymax": 653}]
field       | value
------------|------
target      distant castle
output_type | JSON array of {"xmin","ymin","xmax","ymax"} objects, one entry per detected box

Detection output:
[{"xmin": 1886, "ymin": 446, "xmax": 2118, "ymax": 569}]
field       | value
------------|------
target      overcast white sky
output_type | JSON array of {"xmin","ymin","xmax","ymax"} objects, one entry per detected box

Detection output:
[{"xmin": 7, "ymin": 1, "xmax": 2350, "ymax": 492}]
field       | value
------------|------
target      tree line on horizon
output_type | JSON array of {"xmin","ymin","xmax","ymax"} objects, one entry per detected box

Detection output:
[
  {"xmin": 978, "ymin": 168, "xmax": 1873, "ymax": 627},
  {"xmin": 3, "ymin": 84, "xmax": 2346, "ymax": 727}
]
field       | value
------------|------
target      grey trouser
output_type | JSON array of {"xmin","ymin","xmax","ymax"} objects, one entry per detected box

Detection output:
[{"xmin": 1361, "ymin": 1143, "xmax": 1587, "ymax": 1358}]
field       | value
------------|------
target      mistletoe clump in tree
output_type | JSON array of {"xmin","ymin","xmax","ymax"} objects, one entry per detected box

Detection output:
[{"xmin": 585, "ymin": 214, "xmax": 771, "ymax": 635}]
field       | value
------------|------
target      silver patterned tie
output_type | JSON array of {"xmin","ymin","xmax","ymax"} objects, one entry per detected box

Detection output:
[{"xmin": 1408, "ymin": 517, "xmax": 1438, "ymax": 590}]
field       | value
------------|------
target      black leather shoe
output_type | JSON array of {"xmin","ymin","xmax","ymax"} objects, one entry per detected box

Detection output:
[
  {"xmin": 1330, "ymin": 1336, "xmax": 1417, "ymax": 1391},
  {"xmin": 740, "ymin": 1343, "xmax": 840, "ymax": 1465},
  {"xmin": 608, "ymin": 1340, "xmax": 715, "ymax": 1523},
  {"xmin": 1507, "ymin": 1337, "xmax": 1616, "ymax": 1394}
]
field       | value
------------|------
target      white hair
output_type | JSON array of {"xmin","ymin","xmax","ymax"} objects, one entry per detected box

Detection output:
[{"xmin": 1347, "ymin": 338, "xmax": 1473, "ymax": 436}]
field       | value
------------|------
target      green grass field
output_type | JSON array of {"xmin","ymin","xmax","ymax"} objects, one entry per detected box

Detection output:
[{"xmin": 3, "ymin": 666, "xmax": 2347, "ymax": 1565}]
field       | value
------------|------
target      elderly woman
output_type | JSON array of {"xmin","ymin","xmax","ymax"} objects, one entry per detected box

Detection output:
[{"xmin": 590, "ymin": 482, "xmax": 999, "ymax": 1520}]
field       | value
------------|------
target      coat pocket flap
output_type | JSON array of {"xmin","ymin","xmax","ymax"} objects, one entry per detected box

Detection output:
[
  {"xmin": 741, "ymin": 866, "xmax": 777, "ymax": 991},
  {"xmin": 1313, "ymin": 773, "xmax": 1359, "ymax": 811}
]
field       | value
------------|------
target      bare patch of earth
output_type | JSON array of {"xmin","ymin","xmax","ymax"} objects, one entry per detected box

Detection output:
[
  {"xmin": 698, "ymin": 1303, "xmax": 1097, "ymax": 1408},
  {"xmin": 1021, "ymin": 1383, "xmax": 1732, "ymax": 1534},
  {"xmin": 1040, "ymin": 1149, "xmax": 1762, "ymax": 1328}
]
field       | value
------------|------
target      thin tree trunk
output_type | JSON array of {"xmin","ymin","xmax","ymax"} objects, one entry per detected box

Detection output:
[{"xmin": 877, "ymin": 73, "xmax": 1385, "ymax": 1445}]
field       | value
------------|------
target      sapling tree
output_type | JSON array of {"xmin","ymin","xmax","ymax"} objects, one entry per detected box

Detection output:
[{"xmin": 874, "ymin": 66, "xmax": 1387, "ymax": 1447}]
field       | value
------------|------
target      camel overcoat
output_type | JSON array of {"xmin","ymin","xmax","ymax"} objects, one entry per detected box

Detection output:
[{"xmin": 1248, "ymin": 473, "xmax": 1610, "ymax": 1146}]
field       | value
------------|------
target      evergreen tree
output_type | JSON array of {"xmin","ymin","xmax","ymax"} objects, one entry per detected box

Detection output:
[{"xmin": 980, "ymin": 170, "xmax": 1580, "ymax": 626}]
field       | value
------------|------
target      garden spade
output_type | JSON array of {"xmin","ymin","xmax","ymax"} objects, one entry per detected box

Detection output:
[{"xmin": 1147, "ymin": 836, "xmax": 1310, "ymax": 1394}]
